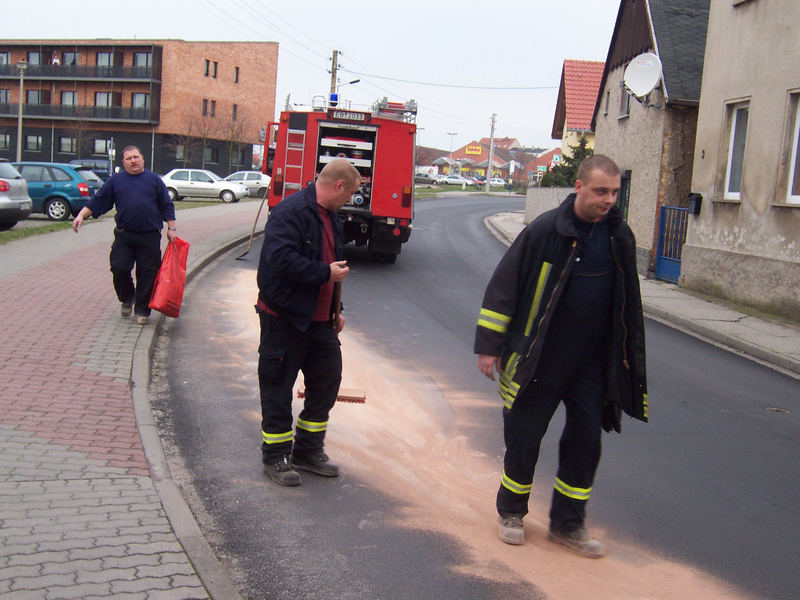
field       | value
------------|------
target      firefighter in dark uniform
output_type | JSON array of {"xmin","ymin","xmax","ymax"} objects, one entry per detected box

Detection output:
[
  {"xmin": 475, "ymin": 154, "xmax": 647, "ymax": 557},
  {"xmin": 256, "ymin": 158, "xmax": 361, "ymax": 486}
]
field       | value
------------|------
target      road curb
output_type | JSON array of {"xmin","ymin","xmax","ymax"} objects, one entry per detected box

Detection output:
[
  {"xmin": 131, "ymin": 230, "xmax": 262, "ymax": 600},
  {"xmin": 642, "ymin": 302, "xmax": 800, "ymax": 378}
]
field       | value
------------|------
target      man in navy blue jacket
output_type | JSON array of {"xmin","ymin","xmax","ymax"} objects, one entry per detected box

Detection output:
[
  {"xmin": 256, "ymin": 158, "xmax": 360, "ymax": 486},
  {"xmin": 72, "ymin": 146, "xmax": 176, "ymax": 325}
]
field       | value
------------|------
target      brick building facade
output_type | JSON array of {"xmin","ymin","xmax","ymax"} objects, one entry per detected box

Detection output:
[{"xmin": 0, "ymin": 39, "xmax": 277, "ymax": 175}]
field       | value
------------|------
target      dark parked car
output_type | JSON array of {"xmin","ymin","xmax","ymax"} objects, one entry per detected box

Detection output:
[
  {"xmin": 68, "ymin": 158, "xmax": 112, "ymax": 181},
  {"xmin": 12, "ymin": 162, "xmax": 103, "ymax": 221},
  {"xmin": 0, "ymin": 160, "xmax": 32, "ymax": 230}
]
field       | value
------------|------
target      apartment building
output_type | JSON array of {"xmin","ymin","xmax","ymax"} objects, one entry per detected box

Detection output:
[{"xmin": 0, "ymin": 39, "xmax": 278, "ymax": 175}]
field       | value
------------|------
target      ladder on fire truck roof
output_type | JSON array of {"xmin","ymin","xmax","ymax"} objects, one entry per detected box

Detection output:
[
  {"xmin": 283, "ymin": 126, "xmax": 306, "ymax": 195},
  {"xmin": 371, "ymin": 97, "xmax": 418, "ymax": 123}
]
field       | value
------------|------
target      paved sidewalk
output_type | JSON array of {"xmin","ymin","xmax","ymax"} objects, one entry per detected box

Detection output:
[
  {"xmin": 486, "ymin": 211, "xmax": 800, "ymax": 378},
  {"xmin": 0, "ymin": 202, "xmax": 264, "ymax": 600}
]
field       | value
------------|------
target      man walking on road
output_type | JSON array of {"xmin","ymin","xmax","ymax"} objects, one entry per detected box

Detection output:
[
  {"xmin": 256, "ymin": 158, "xmax": 360, "ymax": 486},
  {"xmin": 475, "ymin": 154, "xmax": 648, "ymax": 558},
  {"xmin": 72, "ymin": 146, "xmax": 176, "ymax": 325}
]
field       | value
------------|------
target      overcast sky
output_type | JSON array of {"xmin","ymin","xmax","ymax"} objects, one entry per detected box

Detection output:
[{"xmin": 7, "ymin": 0, "xmax": 618, "ymax": 152}]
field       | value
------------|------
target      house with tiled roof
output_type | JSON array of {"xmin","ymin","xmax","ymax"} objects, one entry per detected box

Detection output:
[
  {"xmin": 591, "ymin": 0, "xmax": 710, "ymax": 276},
  {"xmin": 551, "ymin": 60, "xmax": 604, "ymax": 157},
  {"xmin": 478, "ymin": 137, "xmax": 521, "ymax": 150}
]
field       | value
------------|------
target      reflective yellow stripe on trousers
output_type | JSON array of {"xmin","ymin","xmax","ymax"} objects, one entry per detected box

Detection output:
[
  {"xmin": 296, "ymin": 418, "xmax": 327, "ymax": 433},
  {"xmin": 263, "ymin": 430, "xmax": 293, "ymax": 445},
  {"xmin": 501, "ymin": 470, "xmax": 532, "ymax": 495},
  {"xmin": 554, "ymin": 477, "xmax": 592, "ymax": 501}
]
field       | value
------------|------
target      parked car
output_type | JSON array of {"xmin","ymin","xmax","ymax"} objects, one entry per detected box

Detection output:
[
  {"xmin": 443, "ymin": 174, "xmax": 471, "ymax": 186},
  {"xmin": 12, "ymin": 161, "xmax": 103, "ymax": 221},
  {"xmin": 224, "ymin": 170, "xmax": 271, "ymax": 197},
  {"xmin": 161, "ymin": 169, "xmax": 248, "ymax": 203},
  {"xmin": 0, "ymin": 160, "xmax": 32, "ymax": 230},
  {"xmin": 68, "ymin": 158, "xmax": 112, "ymax": 181},
  {"xmin": 489, "ymin": 177, "xmax": 507, "ymax": 187},
  {"xmin": 414, "ymin": 172, "xmax": 445, "ymax": 185}
]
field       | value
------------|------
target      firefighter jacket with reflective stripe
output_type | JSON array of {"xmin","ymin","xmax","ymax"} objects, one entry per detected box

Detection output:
[{"xmin": 474, "ymin": 194, "xmax": 648, "ymax": 429}]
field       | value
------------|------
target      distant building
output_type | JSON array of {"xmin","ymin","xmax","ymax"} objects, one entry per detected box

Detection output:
[
  {"xmin": 524, "ymin": 148, "xmax": 563, "ymax": 185},
  {"xmin": 0, "ymin": 39, "xmax": 278, "ymax": 175},
  {"xmin": 551, "ymin": 59, "xmax": 604, "ymax": 157}
]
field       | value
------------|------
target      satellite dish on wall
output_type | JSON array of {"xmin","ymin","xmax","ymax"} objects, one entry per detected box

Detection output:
[{"xmin": 623, "ymin": 52, "xmax": 663, "ymax": 98}]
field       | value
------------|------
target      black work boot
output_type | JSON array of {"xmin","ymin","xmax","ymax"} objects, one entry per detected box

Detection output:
[
  {"xmin": 291, "ymin": 450, "xmax": 339, "ymax": 477},
  {"xmin": 263, "ymin": 455, "xmax": 301, "ymax": 486}
]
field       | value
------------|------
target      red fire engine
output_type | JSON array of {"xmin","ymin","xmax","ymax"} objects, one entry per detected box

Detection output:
[{"xmin": 263, "ymin": 98, "xmax": 417, "ymax": 263}]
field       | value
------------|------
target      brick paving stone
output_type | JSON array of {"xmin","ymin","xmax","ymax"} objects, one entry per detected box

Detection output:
[{"xmin": 0, "ymin": 204, "xmax": 260, "ymax": 600}]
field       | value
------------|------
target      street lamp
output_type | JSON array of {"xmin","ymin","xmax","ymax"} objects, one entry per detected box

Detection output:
[
  {"xmin": 446, "ymin": 132, "xmax": 457, "ymax": 174},
  {"xmin": 15, "ymin": 61, "xmax": 28, "ymax": 162}
]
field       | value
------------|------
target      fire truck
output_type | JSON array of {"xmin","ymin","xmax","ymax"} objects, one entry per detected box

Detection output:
[{"xmin": 263, "ymin": 97, "xmax": 417, "ymax": 263}]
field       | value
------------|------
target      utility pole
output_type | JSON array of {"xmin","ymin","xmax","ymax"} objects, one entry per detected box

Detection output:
[
  {"xmin": 329, "ymin": 50, "xmax": 339, "ymax": 106},
  {"xmin": 484, "ymin": 113, "xmax": 496, "ymax": 194}
]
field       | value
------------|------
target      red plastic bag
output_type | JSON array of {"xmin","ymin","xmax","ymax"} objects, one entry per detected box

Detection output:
[{"xmin": 149, "ymin": 237, "xmax": 190, "ymax": 317}]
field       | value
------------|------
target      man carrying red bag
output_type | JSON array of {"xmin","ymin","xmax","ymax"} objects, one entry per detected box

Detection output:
[{"xmin": 72, "ymin": 146, "xmax": 176, "ymax": 325}]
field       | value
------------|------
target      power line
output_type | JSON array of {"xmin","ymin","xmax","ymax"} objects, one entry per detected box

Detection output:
[{"xmin": 340, "ymin": 68, "xmax": 557, "ymax": 91}]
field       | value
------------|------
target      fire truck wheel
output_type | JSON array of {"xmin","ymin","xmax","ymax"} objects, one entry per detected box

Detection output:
[{"xmin": 370, "ymin": 251, "xmax": 398, "ymax": 264}]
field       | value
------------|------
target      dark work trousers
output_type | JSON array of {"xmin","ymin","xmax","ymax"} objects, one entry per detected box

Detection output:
[
  {"xmin": 109, "ymin": 228, "xmax": 161, "ymax": 316},
  {"xmin": 257, "ymin": 310, "xmax": 342, "ymax": 462},
  {"xmin": 497, "ymin": 359, "xmax": 604, "ymax": 533}
]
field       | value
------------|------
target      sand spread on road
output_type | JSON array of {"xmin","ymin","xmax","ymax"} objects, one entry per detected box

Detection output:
[{"xmin": 227, "ymin": 267, "xmax": 756, "ymax": 600}]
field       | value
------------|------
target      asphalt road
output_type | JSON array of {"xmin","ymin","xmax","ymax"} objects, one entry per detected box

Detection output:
[{"xmin": 155, "ymin": 194, "xmax": 800, "ymax": 600}]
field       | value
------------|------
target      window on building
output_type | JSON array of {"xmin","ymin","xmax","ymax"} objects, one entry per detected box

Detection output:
[
  {"xmin": 25, "ymin": 135, "xmax": 43, "ymax": 151},
  {"xmin": 93, "ymin": 139, "xmax": 110, "ymax": 154},
  {"xmin": 619, "ymin": 81, "xmax": 630, "ymax": 117},
  {"xmin": 234, "ymin": 66, "xmax": 240, "ymax": 83},
  {"xmin": 617, "ymin": 170, "xmax": 632, "ymax": 220},
  {"xmin": 210, "ymin": 100, "xmax": 216, "ymax": 117},
  {"xmin": 202, "ymin": 98, "xmax": 208, "ymax": 116},
  {"xmin": 212, "ymin": 61, "xmax": 218, "ymax": 78},
  {"xmin": 61, "ymin": 91, "xmax": 77, "ymax": 106},
  {"xmin": 724, "ymin": 103, "xmax": 749, "ymax": 200},
  {"xmin": 26, "ymin": 90, "xmax": 43, "ymax": 104},
  {"xmin": 786, "ymin": 97, "xmax": 800, "ymax": 204},
  {"xmin": 96, "ymin": 52, "xmax": 113, "ymax": 66},
  {"xmin": 232, "ymin": 104, "xmax": 238, "ymax": 121},
  {"xmin": 133, "ymin": 52, "xmax": 152, "ymax": 67},
  {"xmin": 204, "ymin": 146, "xmax": 219, "ymax": 163},
  {"xmin": 132, "ymin": 92, "xmax": 150, "ymax": 108},
  {"xmin": 0, "ymin": 52, "xmax": 10, "ymax": 65},
  {"xmin": 59, "ymin": 137, "xmax": 77, "ymax": 153},
  {"xmin": 62, "ymin": 52, "xmax": 79, "ymax": 66},
  {"xmin": 27, "ymin": 51, "xmax": 41, "ymax": 65},
  {"xmin": 0, "ymin": 89, "xmax": 8, "ymax": 103},
  {"xmin": 0, "ymin": 133, "xmax": 10, "ymax": 150},
  {"xmin": 204, "ymin": 59, "xmax": 210, "ymax": 76},
  {"xmin": 95, "ymin": 92, "xmax": 113, "ymax": 107},
  {"xmin": 176, "ymin": 145, "xmax": 185, "ymax": 161},
  {"xmin": 604, "ymin": 90, "xmax": 610, "ymax": 116}
]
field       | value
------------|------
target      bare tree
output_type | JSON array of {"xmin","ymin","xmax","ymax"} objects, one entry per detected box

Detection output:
[
  {"xmin": 62, "ymin": 106, "xmax": 94, "ymax": 158},
  {"xmin": 196, "ymin": 115, "xmax": 217, "ymax": 169},
  {"xmin": 165, "ymin": 107, "xmax": 200, "ymax": 168},
  {"xmin": 219, "ymin": 110, "xmax": 250, "ymax": 173}
]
